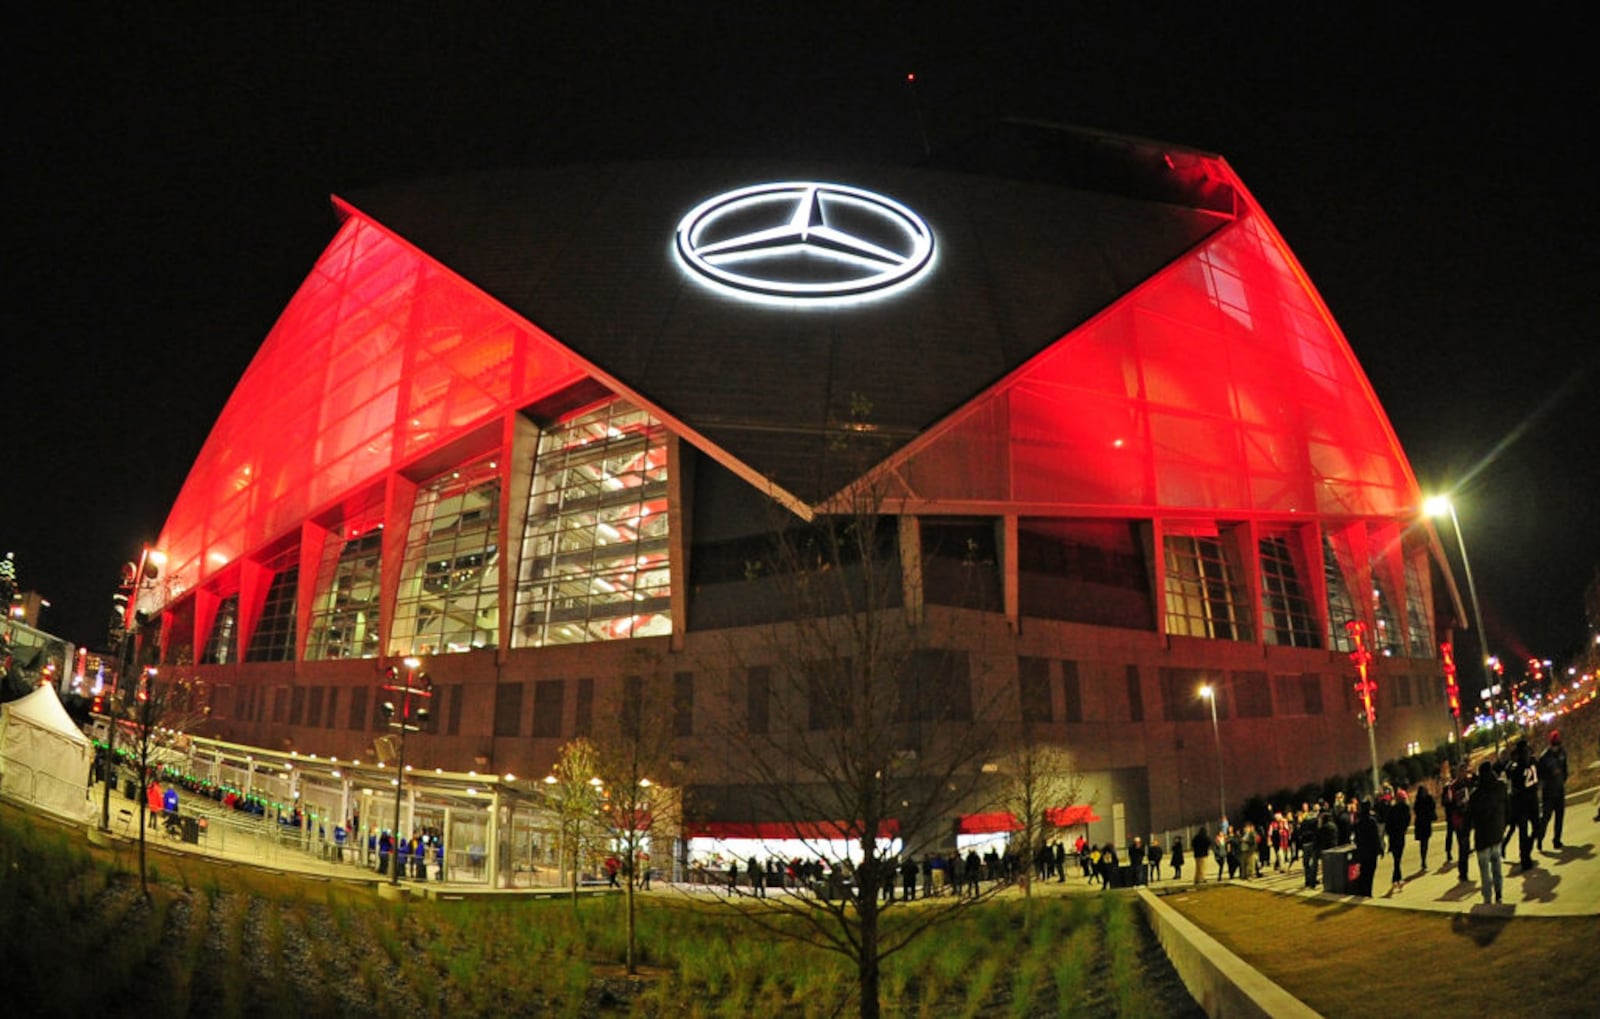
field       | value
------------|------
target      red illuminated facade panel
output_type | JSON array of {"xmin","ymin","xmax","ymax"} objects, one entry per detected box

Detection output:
[{"xmin": 142, "ymin": 132, "xmax": 1458, "ymax": 844}]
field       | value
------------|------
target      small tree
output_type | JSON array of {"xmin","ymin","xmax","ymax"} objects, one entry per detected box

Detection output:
[
  {"xmin": 124, "ymin": 664, "xmax": 209, "ymax": 895},
  {"xmin": 993, "ymin": 735, "xmax": 1086, "ymax": 929},
  {"xmin": 543, "ymin": 737, "xmax": 608, "ymax": 903},
  {"xmin": 589, "ymin": 660, "xmax": 684, "ymax": 974}
]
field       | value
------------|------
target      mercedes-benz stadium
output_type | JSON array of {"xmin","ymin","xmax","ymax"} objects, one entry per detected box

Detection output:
[{"xmin": 131, "ymin": 122, "xmax": 1462, "ymax": 862}]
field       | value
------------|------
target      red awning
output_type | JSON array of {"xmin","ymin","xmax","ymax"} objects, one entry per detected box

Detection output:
[
  {"xmin": 685, "ymin": 819, "xmax": 900, "ymax": 841},
  {"xmin": 957, "ymin": 806, "xmax": 1101, "ymax": 835},
  {"xmin": 1046, "ymin": 805, "xmax": 1101, "ymax": 827},
  {"xmin": 956, "ymin": 811, "xmax": 1022, "ymax": 835}
]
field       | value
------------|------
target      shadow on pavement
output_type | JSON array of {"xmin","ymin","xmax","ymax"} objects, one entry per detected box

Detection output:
[
  {"xmin": 1433, "ymin": 879, "xmax": 1480, "ymax": 903},
  {"xmin": 1516, "ymin": 867, "xmax": 1560, "ymax": 903}
]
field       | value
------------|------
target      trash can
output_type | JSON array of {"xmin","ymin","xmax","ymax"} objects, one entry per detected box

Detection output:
[
  {"xmin": 1322, "ymin": 845, "xmax": 1353, "ymax": 894},
  {"xmin": 182, "ymin": 817, "xmax": 200, "ymax": 844}
]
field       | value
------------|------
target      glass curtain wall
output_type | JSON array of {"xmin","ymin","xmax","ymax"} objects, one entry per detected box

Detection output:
[
  {"xmin": 514, "ymin": 399, "xmax": 671, "ymax": 646},
  {"xmin": 307, "ymin": 530, "xmax": 384, "ymax": 660},
  {"xmin": 391, "ymin": 458, "xmax": 502, "ymax": 655}
]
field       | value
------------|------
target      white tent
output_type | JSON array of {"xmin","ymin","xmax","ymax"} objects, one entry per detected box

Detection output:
[{"xmin": 0, "ymin": 684, "xmax": 93, "ymax": 822}]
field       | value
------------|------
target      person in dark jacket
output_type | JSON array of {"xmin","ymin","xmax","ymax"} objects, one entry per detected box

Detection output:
[
  {"xmin": 1537, "ymin": 730, "xmax": 1568, "ymax": 850},
  {"xmin": 1505, "ymin": 739, "xmax": 1540, "ymax": 872},
  {"xmin": 1412, "ymin": 783, "xmax": 1437, "ymax": 870},
  {"xmin": 1469, "ymin": 759, "xmax": 1507, "ymax": 905},
  {"xmin": 1295, "ymin": 811, "xmax": 1318, "ymax": 888},
  {"xmin": 1352, "ymin": 800, "xmax": 1382, "ymax": 897},
  {"xmin": 1190, "ymin": 827, "xmax": 1210, "ymax": 885},
  {"xmin": 1384, "ymin": 789, "xmax": 1412, "ymax": 889}
]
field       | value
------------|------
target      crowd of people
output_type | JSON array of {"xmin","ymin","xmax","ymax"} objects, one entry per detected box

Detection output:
[{"xmin": 1163, "ymin": 730, "xmax": 1575, "ymax": 905}]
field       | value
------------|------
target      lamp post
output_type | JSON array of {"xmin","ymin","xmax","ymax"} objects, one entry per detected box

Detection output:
[
  {"xmin": 1199, "ymin": 685, "xmax": 1226, "ymax": 825},
  {"xmin": 1424, "ymin": 495, "xmax": 1501, "ymax": 756},
  {"xmin": 1346, "ymin": 621, "xmax": 1383, "ymax": 797},
  {"xmin": 381, "ymin": 656, "xmax": 431, "ymax": 885}
]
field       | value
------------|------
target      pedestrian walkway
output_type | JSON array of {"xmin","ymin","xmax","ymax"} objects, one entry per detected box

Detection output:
[
  {"xmin": 86, "ymin": 778, "xmax": 603, "ymax": 897},
  {"xmin": 1143, "ymin": 786, "xmax": 1600, "ymax": 917}
]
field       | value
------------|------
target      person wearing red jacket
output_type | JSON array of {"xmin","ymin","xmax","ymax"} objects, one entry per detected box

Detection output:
[{"xmin": 145, "ymin": 779, "xmax": 164, "ymax": 829}]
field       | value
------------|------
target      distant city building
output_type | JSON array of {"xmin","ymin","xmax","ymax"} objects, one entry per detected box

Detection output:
[{"xmin": 137, "ymin": 122, "xmax": 1460, "ymax": 845}]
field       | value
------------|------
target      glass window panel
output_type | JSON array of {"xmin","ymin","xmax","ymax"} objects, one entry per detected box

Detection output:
[
  {"xmin": 246, "ymin": 549, "xmax": 299, "ymax": 663},
  {"xmin": 391, "ymin": 456, "xmax": 503, "ymax": 656},
  {"xmin": 1323, "ymin": 534, "xmax": 1358, "ymax": 653},
  {"xmin": 202, "ymin": 593, "xmax": 240, "ymax": 665},
  {"xmin": 306, "ymin": 530, "xmax": 384, "ymax": 661},
  {"xmin": 1403, "ymin": 557, "xmax": 1435, "ymax": 658},
  {"xmin": 1163, "ymin": 533, "xmax": 1252, "ymax": 642},
  {"xmin": 1258, "ymin": 535, "xmax": 1321, "ymax": 649}
]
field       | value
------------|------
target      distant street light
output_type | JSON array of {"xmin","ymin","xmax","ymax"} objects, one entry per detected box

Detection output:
[
  {"xmin": 1424, "ymin": 495, "xmax": 1502, "ymax": 756},
  {"xmin": 1199, "ymin": 684, "xmax": 1226, "ymax": 825}
]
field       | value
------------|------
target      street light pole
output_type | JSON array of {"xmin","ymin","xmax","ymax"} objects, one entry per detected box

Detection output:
[
  {"xmin": 1200, "ymin": 685, "xmax": 1226, "ymax": 825},
  {"xmin": 382, "ymin": 656, "xmax": 431, "ymax": 886},
  {"xmin": 1424, "ymin": 496, "xmax": 1500, "ymax": 757}
]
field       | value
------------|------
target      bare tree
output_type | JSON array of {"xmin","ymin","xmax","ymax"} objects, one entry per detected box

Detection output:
[
  {"xmin": 992, "ymin": 734, "xmax": 1087, "ymax": 929},
  {"xmin": 701, "ymin": 446, "xmax": 1004, "ymax": 1019},
  {"xmin": 587, "ymin": 657, "xmax": 684, "ymax": 974},
  {"xmin": 123, "ymin": 663, "xmax": 210, "ymax": 896}
]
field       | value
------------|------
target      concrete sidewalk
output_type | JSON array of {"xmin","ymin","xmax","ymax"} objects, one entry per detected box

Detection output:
[{"xmin": 1141, "ymin": 786, "xmax": 1600, "ymax": 917}]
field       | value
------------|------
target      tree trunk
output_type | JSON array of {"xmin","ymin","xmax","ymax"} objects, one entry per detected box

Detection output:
[
  {"xmin": 625, "ymin": 868, "xmax": 637, "ymax": 974},
  {"xmin": 858, "ymin": 891, "xmax": 881, "ymax": 1019},
  {"xmin": 137, "ymin": 795, "xmax": 149, "ymax": 896}
]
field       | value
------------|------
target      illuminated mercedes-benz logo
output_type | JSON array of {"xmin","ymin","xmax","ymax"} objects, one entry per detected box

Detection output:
[{"xmin": 674, "ymin": 181, "xmax": 935, "ymax": 304}]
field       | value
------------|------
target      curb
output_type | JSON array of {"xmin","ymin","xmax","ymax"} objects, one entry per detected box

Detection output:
[{"xmin": 1138, "ymin": 888, "xmax": 1322, "ymax": 1019}]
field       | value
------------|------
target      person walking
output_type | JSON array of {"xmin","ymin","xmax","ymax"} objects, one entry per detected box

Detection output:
[
  {"xmin": 1441, "ymin": 763, "xmax": 1465, "ymax": 865},
  {"xmin": 1469, "ymin": 759, "xmax": 1507, "ymax": 905},
  {"xmin": 1296, "ymin": 809, "xmax": 1320, "ymax": 888},
  {"xmin": 1147, "ymin": 839, "xmax": 1164, "ymax": 883},
  {"xmin": 1171, "ymin": 838, "xmax": 1184, "ymax": 881},
  {"xmin": 1537, "ymin": 730, "xmax": 1568, "ymax": 850},
  {"xmin": 1190, "ymin": 827, "xmax": 1209, "ymax": 885},
  {"xmin": 1384, "ymin": 788, "xmax": 1411, "ymax": 890},
  {"xmin": 1447, "ymin": 763, "xmax": 1473, "ymax": 883},
  {"xmin": 1506, "ymin": 739, "xmax": 1540, "ymax": 872},
  {"xmin": 1412, "ymin": 782, "xmax": 1437, "ymax": 870}
]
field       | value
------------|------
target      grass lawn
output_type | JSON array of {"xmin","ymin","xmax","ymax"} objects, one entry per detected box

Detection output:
[
  {"xmin": 1, "ymin": 801, "xmax": 1200, "ymax": 1017},
  {"xmin": 1162, "ymin": 885, "xmax": 1600, "ymax": 1017}
]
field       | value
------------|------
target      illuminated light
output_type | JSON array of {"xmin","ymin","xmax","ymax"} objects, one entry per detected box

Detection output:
[
  {"xmin": 906, "ymin": 72, "xmax": 916, "ymax": 83},
  {"xmin": 504, "ymin": 773, "xmax": 516, "ymax": 781},
  {"xmin": 1112, "ymin": 438, "xmax": 1125, "ymax": 448},
  {"xmin": 674, "ymin": 181, "xmax": 936, "ymax": 305}
]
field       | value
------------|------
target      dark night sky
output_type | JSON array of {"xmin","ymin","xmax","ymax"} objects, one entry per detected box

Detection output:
[{"xmin": 5, "ymin": 6, "xmax": 1596, "ymax": 688}]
